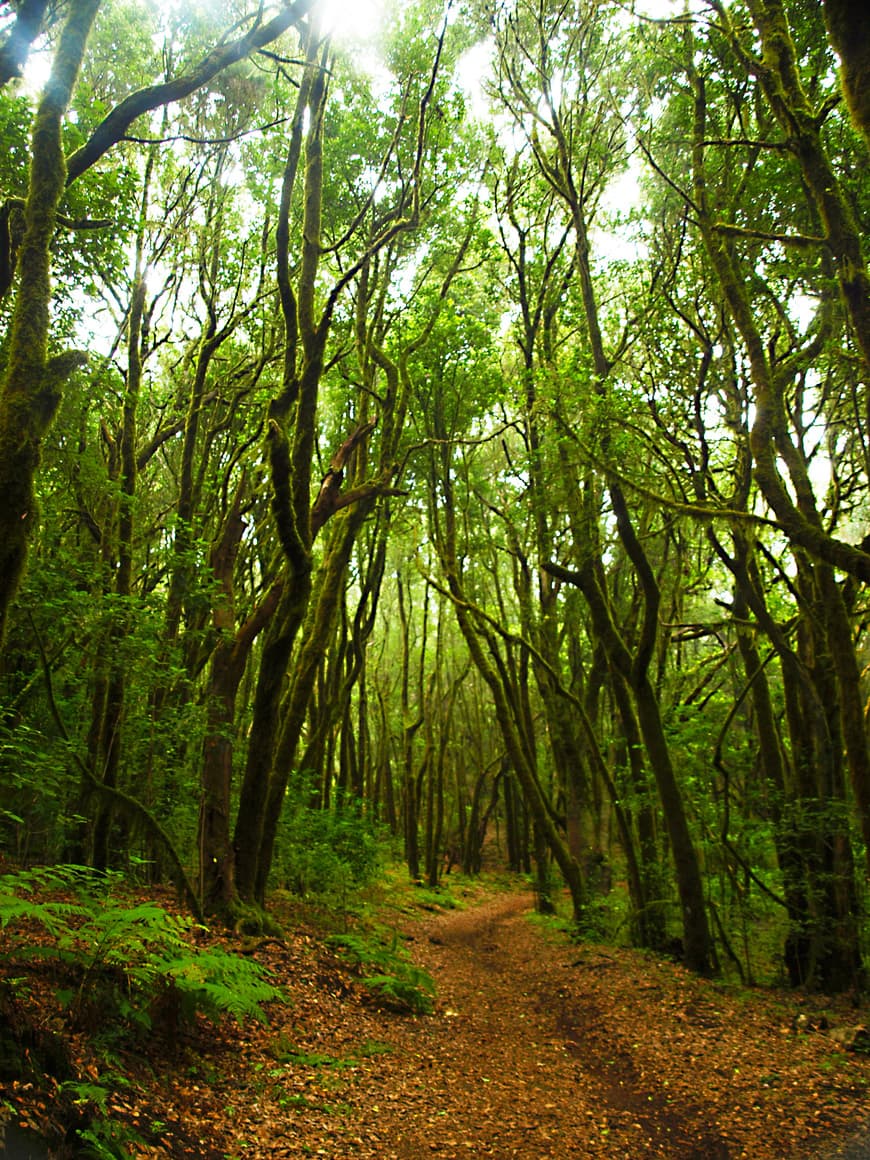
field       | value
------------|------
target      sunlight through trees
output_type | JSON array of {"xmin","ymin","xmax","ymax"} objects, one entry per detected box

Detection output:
[{"xmin": 0, "ymin": 0, "xmax": 868, "ymax": 997}]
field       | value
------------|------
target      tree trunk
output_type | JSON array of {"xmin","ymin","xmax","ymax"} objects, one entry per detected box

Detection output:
[
  {"xmin": 199, "ymin": 491, "xmax": 282, "ymax": 915},
  {"xmin": 233, "ymin": 578, "xmax": 309, "ymax": 901},
  {"xmin": 822, "ymin": 0, "xmax": 870, "ymax": 145},
  {"xmin": 0, "ymin": 0, "xmax": 100, "ymax": 646}
]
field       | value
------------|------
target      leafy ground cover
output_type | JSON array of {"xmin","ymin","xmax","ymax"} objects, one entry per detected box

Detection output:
[{"xmin": 2, "ymin": 875, "xmax": 870, "ymax": 1158}]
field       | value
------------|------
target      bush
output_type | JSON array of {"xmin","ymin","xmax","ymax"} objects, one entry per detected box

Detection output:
[
  {"xmin": 277, "ymin": 791, "xmax": 384, "ymax": 903},
  {"xmin": 0, "ymin": 864, "xmax": 284, "ymax": 1040}
]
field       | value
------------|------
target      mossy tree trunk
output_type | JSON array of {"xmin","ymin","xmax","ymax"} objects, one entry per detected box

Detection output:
[
  {"xmin": 430, "ymin": 421, "xmax": 588, "ymax": 921},
  {"xmin": 714, "ymin": 526, "xmax": 863, "ymax": 990},
  {"xmin": 0, "ymin": 1, "xmax": 320, "ymax": 652},
  {"xmin": 232, "ymin": 15, "xmax": 447, "ymax": 903},
  {"xmin": 689, "ymin": 52, "xmax": 870, "ymax": 882},
  {"xmin": 547, "ymin": 531, "xmax": 713, "ymax": 977},
  {"xmin": 398, "ymin": 571, "xmax": 425, "ymax": 881},
  {"xmin": 199, "ymin": 483, "xmax": 283, "ymax": 917},
  {"xmin": 90, "ymin": 271, "xmax": 145, "ymax": 871},
  {"xmin": 743, "ymin": 0, "xmax": 870, "ymax": 382},
  {"xmin": 88, "ymin": 140, "xmax": 159, "ymax": 870},
  {"xmin": 252, "ymin": 496, "xmax": 378, "ymax": 903},
  {"xmin": 822, "ymin": 0, "xmax": 870, "ymax": 146},
  {"xmin": 231, "ymin": 29, "xmax": 323, "ymax": 903},
  {"xmin": 0, "ymin": 0, "xmax": 100, "ymax": 647}
]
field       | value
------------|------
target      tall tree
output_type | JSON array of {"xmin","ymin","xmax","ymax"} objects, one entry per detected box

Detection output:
[{"xmin": 0, "ymin": 0, "xmax": 316, "ymax": 646}]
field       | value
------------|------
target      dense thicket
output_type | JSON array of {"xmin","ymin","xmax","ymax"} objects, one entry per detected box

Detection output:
[{"xmin": 1, "ymin": 0, "xmax": 867, "ymax": 990}]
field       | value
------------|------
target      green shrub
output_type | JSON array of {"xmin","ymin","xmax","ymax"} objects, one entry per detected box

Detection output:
[
  {"xmin": 0, "ymin": 865, "xmax": 284, "ymax": 1040},
  {"xmin": 277, "ymin": 791, "xmax": 384, "ymax": 904},
  {"xmin": 325, "ymin": 930, "xmax": 435, "ymax": 1015}
]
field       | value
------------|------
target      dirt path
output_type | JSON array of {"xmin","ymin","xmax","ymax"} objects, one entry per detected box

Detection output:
[
  {"xmin": 348, "ymin": 892, "xmax": 729, "ymax": 1158},
  {"xmin": 7, "ymin": 885, "xmax": 870, "ymax": 1159},
  {"xmin": 334, "ymin": 891, "xmax": 870, "ymax": 1160}
]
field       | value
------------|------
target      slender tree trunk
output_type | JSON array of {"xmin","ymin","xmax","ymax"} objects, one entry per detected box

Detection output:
[
  {"xmin": 728, "ymin": 564, "xmax": 812, "ymax": 978},
  {"xmin": 199, "ymin": 486, "xmax": 282, "ymax": 915},
  {"xmin": 607, "ymin": 669, "xmax": 667, "ymax": 950},
  {"xmin": 91, "ymin": 274, "xmax": 145, "ymax": 869},
  {"xmin": 252, "ymin": 501, "xmax": 373, "ymax": 903},
  {"xmin": 745, "ymin": 0, "xmax": 870, "ymax": 382},
  {"xmin": 398, "ymin": 572, "xmax": 424, "ymax": 880},
  {"xmin": 718, "ymin": 530, "xmax": 863, "ymax": 990},
  {"xmin": 233, "ymin": 576, "xmax": 310, "ymax": 901}
]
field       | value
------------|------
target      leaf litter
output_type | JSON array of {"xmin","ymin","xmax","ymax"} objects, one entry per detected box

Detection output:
[{"xmin": 2, "ymin": 883, "xmax": 870, "ymax": 1158}]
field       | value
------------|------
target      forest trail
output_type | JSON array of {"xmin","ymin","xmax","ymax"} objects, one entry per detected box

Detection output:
[
  {"xmin": 5, "ymin": 886, "xmax": 870, "ymax": 1159},
  {"xmin": 350, "ymin": 889, "xmax": 719, "ymax": 1159},
  {"xmin": 336, "ymin": 889, "xmax": 870, "ymax": 1160}
]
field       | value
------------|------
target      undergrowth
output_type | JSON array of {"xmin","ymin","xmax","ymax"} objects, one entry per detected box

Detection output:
[
  {"xmin": 0, "ymin": 865, "xmax": 288, "ymax": 1155},
  {"xmin": 0, "ymin": 864, "xmax": 284, "ymax": 1040},
  {"xmin": 325, "ymin": 929, "xmax": 436, "ymax": 1015}
]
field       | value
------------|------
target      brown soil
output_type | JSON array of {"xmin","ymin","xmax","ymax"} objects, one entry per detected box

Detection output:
[
  {"xmin": 345, "ymin": 891, "xmax": 870, "ymax": 1160},
  {"xmin": 4, "ymin": 885, "xmax": 870, "ymax": 1159}
]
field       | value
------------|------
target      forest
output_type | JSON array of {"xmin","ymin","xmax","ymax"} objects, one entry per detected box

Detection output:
[{"xmin": 1, "ymin": 0, "xmax": 870, "ymax": 1101}]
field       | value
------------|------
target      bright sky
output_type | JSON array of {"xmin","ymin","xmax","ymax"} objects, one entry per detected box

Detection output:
[{"xmin": 317, "ymin": 0, "xmax": 387, "ymax": 47}]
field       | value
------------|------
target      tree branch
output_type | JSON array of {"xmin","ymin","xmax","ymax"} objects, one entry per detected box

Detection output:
[{"xmin": 65, "ymin": 0, "xmax": 318, "ymax": 185}]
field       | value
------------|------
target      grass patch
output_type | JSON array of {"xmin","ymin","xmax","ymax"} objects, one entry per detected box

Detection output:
[
  {"xmin": 410, "ymin": 885, "xmax": 463, "ymax": 912},
  {"xmin": 268, "ymin": 1034, "xmax": 394, "ymax": 1070},
  {"xmin": 526, "ymin": 910, "xmax": 577, "ymax": 942}
]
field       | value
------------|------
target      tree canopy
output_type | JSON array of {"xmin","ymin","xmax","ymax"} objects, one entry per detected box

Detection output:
[{"xmin": 0, "ymin": 0, "xmax": 868, "ymax": 994}]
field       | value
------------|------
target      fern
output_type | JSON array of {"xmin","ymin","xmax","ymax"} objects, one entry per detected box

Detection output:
[
  {"xmin": 2, "ymin": 864, "xmax": 118, "ymax": 897},
  {"xmin": 362, "ymin": 972, "xmax": 435, "ymax": 1015},
  {"xmin": 0, "ymin": 865, "xmax": 285, "ymax": 1038},
  {"xmin": 326, "ymin": 931, "xmax": 393, "ymax": 970},
  {"xmin": 326, "ymin": 930, "xmax": 436, "ymax": 1015},
  {"xmin": 160, "ymin": 949, "xmax": 284, "ymax": 1024},
  {"xmin": 0, "ymin": 895, "xmax": 87, "ymax": 939}
]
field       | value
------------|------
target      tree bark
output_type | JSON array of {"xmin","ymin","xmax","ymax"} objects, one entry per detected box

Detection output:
[
  {"xmin": 199, "ymin": 484, "xmax": 283, "ymax": 915},
  {"xmin": 822, "ymin": 0, "xmax": 870, "ymax": 145},
  {"xmin": 0, "ymin": 0, "xmax": 100, "ymax": 646}
]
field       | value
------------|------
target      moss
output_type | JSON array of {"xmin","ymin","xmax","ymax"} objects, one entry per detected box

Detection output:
[
  {"xmin": 823, "ymin": 0, "xmax": 870, "ymax": 145},
  {"xmin": 0, "ymin": 0, "xmax": 99, "ymax": 643}
]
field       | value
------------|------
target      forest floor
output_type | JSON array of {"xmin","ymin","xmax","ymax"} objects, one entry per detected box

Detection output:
[{"xmin": 4, "ymin": 877, "xmax": 870, "ymax": 1158}]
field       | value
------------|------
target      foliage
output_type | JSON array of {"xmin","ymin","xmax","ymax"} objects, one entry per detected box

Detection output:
[
  {"xmin": 276, "ymin": 789, "xmax": 385, "ymax": 905},
  {"xmin": 0, "ymin": 865, "xmax": 284, "ymax": 1040},
  {"xmin": 0, "ymin": 0, "xmax": 868, "ymax": 998},
  {"xmin": 61, "ymin": 1077, "xmax": 152, "ymax": 1160},
  {"xmin": 325, "ymin": 930, "xmax": 436, "ymax": 1015}
]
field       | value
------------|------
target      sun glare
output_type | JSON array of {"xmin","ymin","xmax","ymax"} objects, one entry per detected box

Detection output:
[{"xmin": 316, "ymin": 0, "xmax": 386, "ymax": 47}]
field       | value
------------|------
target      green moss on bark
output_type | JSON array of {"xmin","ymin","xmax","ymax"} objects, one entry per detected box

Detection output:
[{"xmin": 0, "ymin": 0, "xmax": 99, "ymax": 645}]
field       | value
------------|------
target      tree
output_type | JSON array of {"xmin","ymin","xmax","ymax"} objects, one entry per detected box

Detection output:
[
  {"xmin": 0, "ymin": 0, "xmax": 100, "ymax": 645},
  {"xmin": 232, "ymin": 5, "xmax": 471, "ymax": 906},
  {"xmin": 0, "ymin": 0, "xmax": 316, "ymax": 646},
  {"xmin": 493, "ymin": 0, "xmax": 713, "ymax": 972},
  {"xmin": 2, "ymin": 0, "xmax": 868, "ymax": 996}
]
